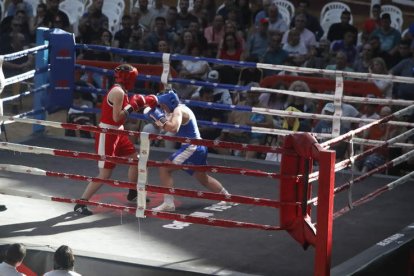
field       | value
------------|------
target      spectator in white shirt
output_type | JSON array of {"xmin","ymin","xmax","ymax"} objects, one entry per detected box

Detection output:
[{"xmin": 0, "ymin": 243, "xmax": 26, "ymax": 276}]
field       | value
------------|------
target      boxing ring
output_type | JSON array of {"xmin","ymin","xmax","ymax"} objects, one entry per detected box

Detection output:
[{"xmin": 0, "ymin": 28, "xmax": 413, "ymax": 275}]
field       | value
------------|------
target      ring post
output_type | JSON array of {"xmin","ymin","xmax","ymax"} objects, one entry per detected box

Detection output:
[{"xmin": 34, "ymin": 27, "xmax": 49, "ymax": 133}]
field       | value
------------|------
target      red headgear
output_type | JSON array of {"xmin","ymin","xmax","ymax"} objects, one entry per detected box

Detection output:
[{"xmin": 114, "ymin": 64, "xmax": 139, "ymax": 90}]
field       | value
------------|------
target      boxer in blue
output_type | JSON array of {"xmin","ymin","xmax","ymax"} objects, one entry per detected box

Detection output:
[{"xmin": 144, "ymin": 89, "xmax": 230, "ymax": 211}]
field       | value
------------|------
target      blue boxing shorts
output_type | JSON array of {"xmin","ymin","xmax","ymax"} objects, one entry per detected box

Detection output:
[{"xmin": 169, "ymin": 144, "xmax": 208, "ymax": 175}]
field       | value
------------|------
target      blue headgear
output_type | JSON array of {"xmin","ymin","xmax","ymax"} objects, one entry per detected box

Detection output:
[{"xmin": 157, "ymin": 90, "xmax": 179, "ymax": 112}]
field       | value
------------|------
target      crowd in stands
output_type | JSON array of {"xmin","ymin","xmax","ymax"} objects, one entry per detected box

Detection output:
[{"xmin": 0, "ymin": 0, "xmax": 413, "ymax": 174}]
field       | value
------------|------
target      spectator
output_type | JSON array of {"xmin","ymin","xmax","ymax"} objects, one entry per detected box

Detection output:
[
  {"xmin": 44, "ymin": 245, "xmax": 81, "ymax": 276},
  {"xmin": 330, "ymin": 29, "xmax": 358, "ymax": 65},
  {"xmin": 290, "ymin": 0, "xmax": 324, "ymax": 41},
  {"xmin": 178, "ymin": 43, "xmax": 210, "ymax": 80},
  {"xmin": 178, "ymin": 30, "xmax": 196, "ymax": 55},
  {"xmin": 113, "ymin": 15, "xmax": 133, "ymax": 49},
  {"xmin": 282, "ymin": 28, "xmax": 308, "ymax": 66},
  {"xmin": 5, "ymin": 0, "xmax": 33, "ymax": 18},
  {"xmin": 313, "ymin": 104, "xmax": 348, "ymax": 160},
  {"xmin": 177, "ymin": 0, "xmax": 198, "ymax": 34},
  {"xmin": 266, "ymin": 4, "xmax": 288, "ymax": 34},
  {"xmin": 77, "ymin": 10, "xmax": 107, "ymax": 44},
  {"xmin": 259, "ymin": 81, "xmax": 289, "ymax": 128},
  {"xmin": 389, "ymin": 44, "xmax": 414, "ymax": 100},
  {"xmin": 320, "ymin": 102, "xmax": 359, "ymax": 133},
  {"xmin": 0, "ymin": 243, "xmax": 26, "ymax": 276},
  {"xmin": 190, "ymin": 0, "xmax": 208, "ymax": 28},
  {"xmin": 165, "ymin": 6, "xmax": 179, "ymax": 34},
  {"xmin": 362, "ymin": 4, "xmax": 381, "ymax": 35},
  {"xmin": 150, "ymin": 0, "xmax": 169, "ymax": 19},
  {"xmin": 254, "ymin": 0, "xmax": 271, "ymax": 27},
  {"xmin": 369, "ymin": 57, "xmax": 393, "ymax": 98},
  {"xmin": 325, "ymin": 51, "xmax": 355, "ymax": 80},
  {"xmin": 353, "ymin": 42, "xmax": 374, "ymax": 73},
  {"xmin": 136, "ymin": 0, "xmax": 156, "ymax": 31},
  {"xmin": 29, "ymin": 3, "xmax": 49, "ymax": 37},
  {"xmin": 370, "ymin": 13, "xmax": 401, "ymax": 55},
  {"xmin": 327, "ymin": 10, "xmax": 358, "ymax": 44},
  {"xmin": 304, "ymin": 38, "xmax": 332, "ymax": 70},
  {"xmin": 261, "ymin": 32, "xmax": 288, "ymax": 75},
  {"xmin": 357, "ymin": 106, "xmax": 394, "ymax": 173},
  {"xmin": 369, "ymin": 35, "xmax": 392, "ymax": 66},
  {"xmin": 145, "ymin": 16, "xmax": 177, "ymax": 52},
  {"xmin": 204, "ymin": 14, "xmax": 225, "ymax": 57},
  {"xmin": 217, "ymin": 32, "xmax": 244, "ymax": 61},
  {"xmin": 44, "ymin": 0, "xmax": 71, "ymax": 32},
  {"xmin": 244, "ymin": 17, "xmax": 269, "ymax": 60},
  {"xmin": 388, "ymin": 39, "xmax": 413, "ymax": 68},
  {"xmin": 202, "ymin": 0, "xmax": 217, "ymax": 25},
  {"xmin": 283, "ymin": 13, "xmax": 317, "ymax": 53}
]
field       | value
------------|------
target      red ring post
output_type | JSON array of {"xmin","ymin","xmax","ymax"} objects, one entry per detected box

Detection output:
[{"xmin": 280, "ymin": 133, "xmax": 336, "ymax": 276}]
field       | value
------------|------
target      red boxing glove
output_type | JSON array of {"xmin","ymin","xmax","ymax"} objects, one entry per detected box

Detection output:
[
  {"xmin": 129, "ymin": 94, "xmax": 146, "ymax": 111},
  {"xmin": 144, "ymin": 94, "xmax": 158, "ymax": 109}
]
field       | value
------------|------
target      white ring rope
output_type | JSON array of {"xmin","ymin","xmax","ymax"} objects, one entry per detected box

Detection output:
[{"xmin": 256, "ymin": 63, "xmax": 414, "ymax": 84}]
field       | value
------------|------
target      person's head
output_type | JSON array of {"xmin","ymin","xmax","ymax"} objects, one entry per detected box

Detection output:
[
  {"xmin": 343, "ymin": 30, "xmax": 356, "ymax": 45},
  {"xmin": 294, "ymin": 14, "xmax": 307, "ymax": 30},
  {"xmin": 371, "ymin": 4, "xmax": 381, "ymax": 19},
  {"xmin": 369, "ymin": 35, "xmax": 381, "ymax": 51},
  {"xmin": 154, "ymin": 16, "xmax": 167, "ymax": 32},
  {"xmin": 222, "ymin": 32, "xmax": 239, "ymax": 50},
  {"xmin": 296, "ymin": 0, "xmax": 310, "ymax": 14},
  {"xmin": 182, "ymin": 30, "xmax": 194, "ymax": 45},
  {"xmin": 158, "ymin": 39, "xmax": 170, "ymax": 53},
  {"xmin": 287, "ymin": 29, "xmax": 301, "ymax": 46},
  {"xmin": 114, "ymin": 64, "xmax": 139, "ymax": 90},
  {"xmin": 199, "ymin": 87, "xmax": 214, "ymax": 102},
  {"xmin": 46, "ymin": 0, "xmax": 60, "ymax": 11},
  {"xmin": 398, "ymin": 39, "xmax": 412, "ymax": 57},
  {"xmin": 340, "ymin": 10, "xmax": 351, "ymax": 24},
  {"xmin": 54, "ymin": 245, "xmax": 75, "ymax": 271},
  {"xmin": 167, "ymin": 6, "xmax": 178, "ymax": 23},
  {"xmin": 361, "ymin": 42, "xmax": 373, "ymax": 59},
  {"xmin": 379, "ymin": 106, "xmax": 392, "ymax": 117},
  {"xmin": 121, "ymin": 14, "xmax": 132, "ymax": 30},
  {"xmin": 369, "ymin": 57, "xmax": 387, "ymax": 74},
  {"xmin": 212, "ymin": 15, "xmax": 224, "ymax": 29},
  {"xmin": 268, "ymin": 32, "xmax": 282, "ymax": 50},
  {"xmin": 268, "ymin": 4, "xmax": 279, "ymax": 21},
  {"xmin": 335, "ymin": 51, "xmax": 348, "ymax": 69},
  {"xmin": 380, "ymin": 13, "xmax": 392, "ymax": 30},
  {"xmin": 36, "ymin": 3, "xmax": 47, "ymax": 18},
  {"xmin": 259, "ymin": 17, "xmax": 269, "ymax": 33},
  {"xmin": 157, "ymin": 89, "xmax": 180, "ymax": 113},
  {"xmin": 322, "ymin": 102, "xmax": 335, "ymax": 116},
  {"xmin": 179, "ymin": 0, "xmax": 190, "ymax": 13},
  {"xmin": 5, "ymin": 243, "xmax": 26, "ymax": 267}
]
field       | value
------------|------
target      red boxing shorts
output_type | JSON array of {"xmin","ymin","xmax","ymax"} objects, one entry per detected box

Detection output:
[{"xmin": 95, "ymin": 123, "xmax": 136, "ymax": 169}]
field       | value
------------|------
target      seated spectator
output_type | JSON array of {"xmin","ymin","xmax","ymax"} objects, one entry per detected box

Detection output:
[
  {"xmin": 267, "ymin": 4, "xmax": 288, "ymax": 34},
  {"xmin": 388, "ymin": 39, "xmax": 412, "ymax": 68},
  {"xmin": 362, "ymin": 4, "xmax": 381, "ymax": 35},
  {"xmin": 189, "ymin": 87, "xmax": 226, "ymax": 143},
  {"xmin": 353, "ymin": 42, "xmax": 374, "ymax": 73},
  {"xmin": 369, "ymin": 35, "xmax": 392, "ymax": 67},
  {"xmin": 283, "ymin": 13, "xmax": 317, "ymax": 53},
  {"xmin": 0, "ymin": 243, "xmax": 26, "ymax": 276},
  {"xmin": 370, "ymin": 13, "xmax": 401, "ymax": 55},
  {"xmin": 261, "ymin": 32, "xmax": 288, "ymax": 76},
  {"xmin": 238, "ymin": 56, "xmax": 263, "ymax": 87},
  {"xmin": 327, "ymin": 10, "xmax": 357, "ymax": 44},
  {"xmin": 313, "ymin": 104, "xmax": 348, "ymax": 159},
  {"xmin": 304, "ymin": 38, "xmax": 332, "ymax": 70},
  {"xmin": 179, "ymin": 43, "xmax": 210, "ymax": 80},
  {"xmin": 320, "ymin": 102, "xmax": 360, "ymax": 133},
  {"xmin": 258, "ymin": 81, "xmax": 289, "ymax": 128},
  {"xmin": 217, "ymin": 32, "xmax": 244, "ymax": 61},
  {"xmin": 216, "ymin": 84, "xmax": 273, "ymax": 158},
  {"xmin": 325, "ymin": 51, "xmax": 355, "ymax": 80},
  {"xmin": 204, "ymin": 14, "xmax": 225, "ymax": 57},
  {"xmin": 330, "ymin": 30, "xmax": 358, "ymax": 65},
  {"xmin": 44, "ymin": 245, "xmax": 81, "ymax": 276},
  {"xmin": 357, "ymin": 106, "xmax": 394, "ymax": 173},
  {"xmin": 290, "ymin": 0, "xmax": 324, "ymax": 41},
  {"xmin": 369, "ymin": 57, "xmax": 393, "ymax": 98},
  {"xmin": 282, "ymin": 28, "xmax": 308, "ymax": 66},
  {"xmin": 389, "ymin": 45, "xmax": 414, "ymax": 100},
  {"xmin": 5, "ymin": 0, "xmax": 33, "ymax": 18},
  {"xmin": 145, "ymin": 16, "xmax": 177, "ymax": 52},
  {"xmin": 244, "ymin": 17, "xmax": 269, "ymax": 61}
]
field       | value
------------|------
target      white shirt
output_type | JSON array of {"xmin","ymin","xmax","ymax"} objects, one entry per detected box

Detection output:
[
  {"xmin": 44, "ymin": 269, "xmax": 81, "ymax": 276},
  {"xmin": 0, "ymin": 262, "xmax": 26, "ymax": 276},
  {"xmin": 282, "ymin": 28, "xmax": 317, "ymax": 50}
]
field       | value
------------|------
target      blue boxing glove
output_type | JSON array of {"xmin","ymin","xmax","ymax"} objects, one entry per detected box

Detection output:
[{"xmin": 143, "ymin": 107, "xmax": 167, "ymax": 127}]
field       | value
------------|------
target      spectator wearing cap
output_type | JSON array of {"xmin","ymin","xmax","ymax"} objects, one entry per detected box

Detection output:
[
  {"xmin": 327, "ymin": 10, "xmax": 358, "ymax": 44},
  {"xmin": 0, "ymin": 243, "xmax": 26, "ymax": 276},
  {"xmin": 244, "ymin": 17, "xmax": 270, "ymax": 60},
  {"xmin": 192, "ymin": 70, "xmax": 233, "ymax": 106},
  {"xmin": 370, "ymin": 13, "xmax": 401, "ymax": 55},
  {"xmin": 319, "ymin": 102, "xmax": 359, "ymax": 133},
  {"xmin": 389, "ymin": 43, "xmax": 414, "ymax": 100}
]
